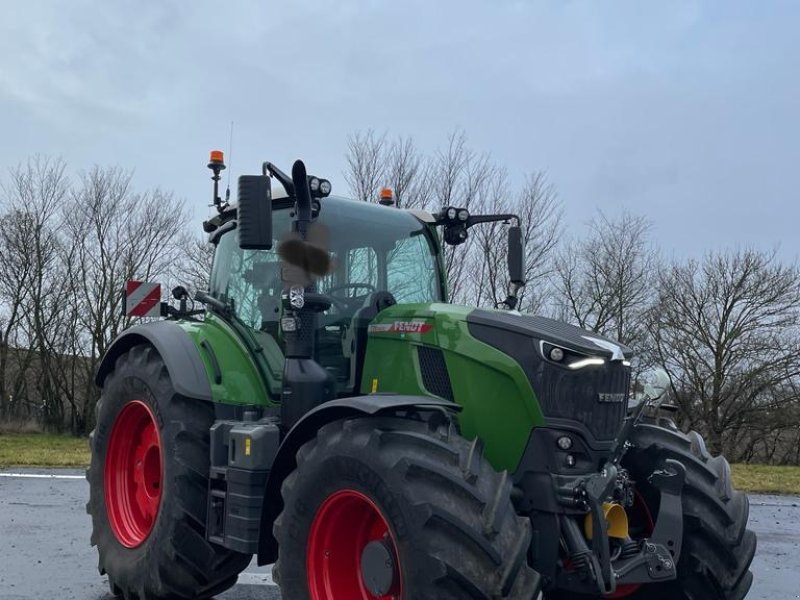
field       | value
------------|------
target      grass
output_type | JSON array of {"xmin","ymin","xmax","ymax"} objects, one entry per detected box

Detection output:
[
  {"xmin": 731, "ymin": 464, "xmax": 800, "ymax": 496},
  {"xmin": 0, "ymin": 433, "xmax": 798, "ymax": 496},
  {"xmin": 0, "ymin": 432, "xmax": 90, "ymax": 468}
]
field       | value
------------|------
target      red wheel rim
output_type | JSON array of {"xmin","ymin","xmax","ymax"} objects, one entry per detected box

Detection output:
[
  {"xmin": 104, "ymin": 400, "xmax": 163, "ymax": 548},
  {"xmin": 605, "ymin": 490, "xmax": 655, "ymax": 599},
  {"xmin": 307, "ymin": 489, "xmax": 403, "ymax": 600}
]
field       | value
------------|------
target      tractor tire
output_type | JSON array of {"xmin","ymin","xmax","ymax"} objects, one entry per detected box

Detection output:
[
  {"xmin": 273, "ymin": 414, "xmax": 541, "ymax": 600},
  {"xmin": 619, "ymin": 422, "xmax": 756, "ymax": 599},
  {"xmin": 547, "ymin": 421, "xmax": 756, "ymax": 600},
  {"xmin": 87, "ymin": 345, "xmax": 251, "ymax": 600}
]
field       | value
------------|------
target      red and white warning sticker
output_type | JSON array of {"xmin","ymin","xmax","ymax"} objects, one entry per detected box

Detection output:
[
  {"xmin": 125, "ymin": 281, "xmax": 162, "ymax": 317},
  {"xmin": 368, "ymin": 321, "xmax": 433, "ymax": 334}
]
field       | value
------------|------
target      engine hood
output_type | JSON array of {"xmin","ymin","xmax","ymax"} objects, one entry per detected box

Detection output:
[{"xmin": 467, "ymin": 309, "xmax": 634, "ymax": 361}]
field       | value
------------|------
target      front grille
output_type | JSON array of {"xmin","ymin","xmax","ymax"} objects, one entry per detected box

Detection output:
[
  {"xmin": 533, "ymin": 361, "xmax": 630, "ymax": 441},
  {"xmin": 466, "ymin": 318, "xmax": 632, "ymax": 444},
  {"xmin": 417, "ymin": 346, "xmax": 454, "ymax": 402}
]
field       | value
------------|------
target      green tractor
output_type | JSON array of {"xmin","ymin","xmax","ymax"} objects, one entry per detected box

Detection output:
[{"xmin": 87, "ymin": 153, "xmax": 755, "ymax": 600}]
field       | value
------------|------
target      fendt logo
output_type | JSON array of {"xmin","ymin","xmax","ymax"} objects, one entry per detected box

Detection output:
[
  {"xmin": 368, "ymin": 321, "xmax": 433, "ymax": 334},
  {"xmin": 597, "ymin": 393, "xmax": 626, "ymax": 403}
]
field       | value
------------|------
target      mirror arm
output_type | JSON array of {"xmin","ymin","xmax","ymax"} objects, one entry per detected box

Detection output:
[
  {"xmin": 263, "ymin": 161, "xmax": 295, "ymax": 195},
  {"xmin": 465, "ymin": 213, "xmax": 520, "ymax": 228},
  {"xmin": 195, "ymin": 290, "xmax": 231, "ymax": 316},
  {"xmin": 291, "ymin": 161, "xmax": 314, "ymax": 235}
]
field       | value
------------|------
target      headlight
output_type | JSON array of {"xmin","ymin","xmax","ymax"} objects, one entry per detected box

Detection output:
[{"xmin": 568, "ymin": 357, "xmax": 605, "ymax": 370}]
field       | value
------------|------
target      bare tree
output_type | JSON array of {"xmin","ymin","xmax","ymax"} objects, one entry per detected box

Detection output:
[
  {"xmin": 0, "ymin": 160, "xmax": 189, "ymax": 433},
  {"xmin": 178, "ymin": 234, "xmax": 215, "ymax": 293},
  {"xmin": 430, "ymin": 131, "xmax": 498, "ymax": 303},
  {"xmin": 0, "ymin": 157, "xmax": 70, "ymax": 428},
  {"xmin": 648, "ymin": 249, "xmax": 800, "ymax": 457},
  {"xmin": 468, "ymin": 170, "xmax": 512, "ymax": 307},
  {"xmin": 63, "ymin": 166, "xmax": 189, "ymax": 432},
  {"xmin": 514, "ymin": 172, "xmax": 562, "ymax": 312},
  {"xmin": 383, "ymin": 136, "xmax": 432, "ymax": 210},
  {"xmin": 0, "ymin": 210, "xmax": 33, "ymax": 419},
  {"xmin": 343, "ymin": 130, "xmax": 563, "ymax": 310},
  {"xmin": 555, "ymin": 209, "xmax": 656, "ymax": 347},
  {"xmin": 466, "ymin": 171, "xmax": 561, "ymax": 311},
  {"xmin": 344, "ymin": 129, "xmax": 387, "ymax": 203}
]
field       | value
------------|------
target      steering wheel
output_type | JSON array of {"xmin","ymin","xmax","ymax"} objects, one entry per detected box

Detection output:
[{"xmin": 325, "ymin": 283, "xmax": 377, "ymax": 309}]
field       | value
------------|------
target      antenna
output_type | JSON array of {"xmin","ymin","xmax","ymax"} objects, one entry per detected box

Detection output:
[{"xmin": 225, "ymin": 121, "xmax": 234, "ymax": 204}]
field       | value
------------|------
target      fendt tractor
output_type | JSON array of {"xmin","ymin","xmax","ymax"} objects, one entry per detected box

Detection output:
[{"xmin": 87, "ymin": 152, "xmax": 755, "ymax": 600}]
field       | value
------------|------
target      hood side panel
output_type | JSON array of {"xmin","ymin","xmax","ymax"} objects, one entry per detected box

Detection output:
[{"xmin": 360, "ymin": 303, "xmax": 546, "ymax": 472}]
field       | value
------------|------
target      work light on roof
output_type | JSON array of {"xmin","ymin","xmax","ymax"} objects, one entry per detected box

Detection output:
[{"xmin": 307, "ymin": 176, "xmax": 332, "ymax": 199}]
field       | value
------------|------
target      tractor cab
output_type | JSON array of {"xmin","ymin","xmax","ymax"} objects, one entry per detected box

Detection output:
[
  {"xmin": 208, "ymin": 191, "xmax": 446, "ymax": 394},
  {"xmin": 200, "ymin": 155, "xmax": 525, "ymax": 429}
]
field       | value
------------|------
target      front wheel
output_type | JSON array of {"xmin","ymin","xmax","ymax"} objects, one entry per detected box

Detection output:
[
  {"xmin": 619, "ymin": 422, "xmax": 756, "ymax": 599},
  {"xmin": 548, "ymin": 422, "xmax": 756, "ymax": 600},
  {"xmin": 273, "ymin": 414, "xmax": 541, "ymax": 600}
]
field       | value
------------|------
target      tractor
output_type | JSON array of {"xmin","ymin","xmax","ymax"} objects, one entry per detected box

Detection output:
[{"xmin": 87, "ymin": 152, "xmax": 755, "ymax": 599}]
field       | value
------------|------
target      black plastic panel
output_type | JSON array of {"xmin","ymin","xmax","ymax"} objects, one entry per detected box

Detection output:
[
  {"xmin": 469, "ymin": 309, "xmax": 633, "ymax": 359},
  {"xmin": 417, "ymin": 346, "xmax": 454, "ymax": 402}
]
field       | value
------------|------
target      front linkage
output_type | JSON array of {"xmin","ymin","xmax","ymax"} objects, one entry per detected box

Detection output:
[
  {"xmin": 553, "ymin": 459, "xmax": 684, "ymax": 595},
  {"xmin": 541, "ymin": 390, "xmax": 686, "ymax": 596}
]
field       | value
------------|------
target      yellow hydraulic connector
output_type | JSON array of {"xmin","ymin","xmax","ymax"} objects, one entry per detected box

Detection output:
[{"xmin": 584, "ymin": 502, "xmax": 630, "ymax": 540}]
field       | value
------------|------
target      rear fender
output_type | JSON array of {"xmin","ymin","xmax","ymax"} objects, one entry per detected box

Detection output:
[
  {"xmin": 256, "ymin": 394, "xmax": 460, "ymax": 564},
  {"xmin": 95, "ymin": 321, "xmax": 212, "ymax": 401}
]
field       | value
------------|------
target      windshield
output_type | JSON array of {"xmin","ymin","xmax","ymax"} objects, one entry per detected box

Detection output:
[{"xmin": 209, "ymin": 197, "xmax": 443, "ymax": 335}]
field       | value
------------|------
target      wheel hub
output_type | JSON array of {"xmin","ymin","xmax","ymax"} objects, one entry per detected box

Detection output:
[
  {"xmin": 307, "ymin": 489, "xmax": 403, "ymax": 600},
  {"xmin": 360, "ymin": 540, "xmax": 397, "ymax": 596},
  {"xmin": 104, "ymin": 400, "xmax": 163, "ymax": 548}
]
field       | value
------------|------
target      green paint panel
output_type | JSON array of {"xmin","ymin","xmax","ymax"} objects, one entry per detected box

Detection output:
[
  {"xmin": 360, "ymin": 303, "xmax": 545, "ymax": 472},
  {"xmin": 178, "ymin": 314, "xmax": 277, "ymax": 407}
]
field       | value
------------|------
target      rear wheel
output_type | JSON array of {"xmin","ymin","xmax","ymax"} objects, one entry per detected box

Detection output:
[
  {"xmin": 273, "ymin": 413, "xmax": 541, "ymax": 600},
  {"xmin": 87, "ymin": 345, "xmax": 251, "ymax": 599}
]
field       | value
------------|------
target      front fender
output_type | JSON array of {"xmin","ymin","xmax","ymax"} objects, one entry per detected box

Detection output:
[
  {"xmin": 95, "ymin": 321, "xmax": 212, "ymax": 402},
  {"xmin": 256, "ymin": 394, "xmax": 459, "ymax": 564}
]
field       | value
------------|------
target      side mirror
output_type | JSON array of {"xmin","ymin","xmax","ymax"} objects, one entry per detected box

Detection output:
[
  {"xmin": 508, "ymin": 226, "xmax": 525, "ymax": 286},
  {"xmin": 238, "ymin": 175, "xmax": 273, "ymax": 250}
]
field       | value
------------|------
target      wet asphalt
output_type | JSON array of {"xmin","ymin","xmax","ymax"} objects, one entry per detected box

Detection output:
[{"xmin": 0, "ymin": 469, "xmax": 797, "ymax": 599}]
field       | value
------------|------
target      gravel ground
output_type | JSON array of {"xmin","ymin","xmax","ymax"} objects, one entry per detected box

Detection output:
[{"xmin": 0, "ymin": 468, "xmax": 796, "ymax": 599}]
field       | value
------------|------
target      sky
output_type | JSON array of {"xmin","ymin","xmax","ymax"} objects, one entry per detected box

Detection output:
[{"xmin": 0, "ymin": 0, "xmax": 797, "ymax": 261}]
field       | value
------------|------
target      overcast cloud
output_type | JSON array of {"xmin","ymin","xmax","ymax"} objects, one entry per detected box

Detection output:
[{"xmin": 0, "ymin": 1, "xmax": 797, "ymax": 259}]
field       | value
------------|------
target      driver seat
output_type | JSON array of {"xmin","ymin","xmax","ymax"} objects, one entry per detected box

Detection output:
[{"xmin": 346, "ymin": 291, "xmax": 396, "ymax": 393}]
